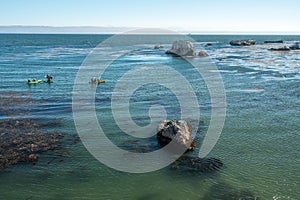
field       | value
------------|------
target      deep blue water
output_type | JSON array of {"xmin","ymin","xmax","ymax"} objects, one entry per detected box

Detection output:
[{"xmin": 0, "ymin": 34, "xmax": 299, "ymax": 199}]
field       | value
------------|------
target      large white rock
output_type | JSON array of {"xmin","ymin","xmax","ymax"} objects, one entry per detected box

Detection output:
[
  {"xmin": 157, "ymin": 120, "xmax": 195, "ymax": 151},
  {"xmin": 166, "ymin": 40, "xmax": 195, "ymax": 57}
]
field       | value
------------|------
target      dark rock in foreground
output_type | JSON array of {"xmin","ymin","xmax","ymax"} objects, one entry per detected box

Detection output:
[
  {"xmin": 171, "ymin": 156, "xmax": 223, "ymax": 172},
  {"xmin": 230, "ymin": 39, "xmax": 256, "ymax": 46},
  {"xmin": 166, "ymin": 40, "xmax": 195, "ymax": 57},
  {"xmin": 157, "ymin": 120, "xmax": 195, "ymax": 151}
]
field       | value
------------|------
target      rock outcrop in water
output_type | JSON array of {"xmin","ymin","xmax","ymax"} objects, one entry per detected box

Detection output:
[
  {"xmin": 166, "ymin": 40, "xmax": 195, "ymax": 57},
  {"xmin": 157, "ymin": 120, "xmax": 195, "ymax": 151},
  {"xmin": 290, "ymin": 42, "xmax": 300, "ymax": 50},
  {"xmin": 268, "ymin": 42, "xmax": 300, "ymax": 52},
  {"xmin": 230, "ymin": 39, "xmax": 256, "ymax": 46},
  {"xmin": 269, "ymin": 46, "xmax": 291, "ymax": 51}
]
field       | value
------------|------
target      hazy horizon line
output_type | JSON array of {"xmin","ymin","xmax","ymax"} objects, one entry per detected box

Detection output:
[{"xmin": 1, "ymin": 25, "xmax": 300, "ymax": 35}]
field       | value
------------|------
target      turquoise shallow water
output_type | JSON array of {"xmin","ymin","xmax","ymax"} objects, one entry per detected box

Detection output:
[{"xmin": 0, "ymin": 34, "xmax": 299, "ymax": 199}]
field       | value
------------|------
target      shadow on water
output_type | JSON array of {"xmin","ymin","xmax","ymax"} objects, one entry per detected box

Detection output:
[
  {"xmin": 119, "ymin": 137, "xmax": 161, "ymax": 153},
  {"xmin": 136, "ymin": 193, "xmax": 169, "ymax": 200},
  {"xmin": 202, "ymin": 182, "xmax": 259, "ymax": 200}
]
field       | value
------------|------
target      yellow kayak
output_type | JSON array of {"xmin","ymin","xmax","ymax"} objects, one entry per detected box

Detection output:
[{"xmin": 90, "ymin": 78, "xmax": 106, "ymax": 84}]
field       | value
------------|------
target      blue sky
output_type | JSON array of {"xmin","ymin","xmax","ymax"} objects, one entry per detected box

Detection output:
[{"xmin": 1, "ymin": 0, "xmax": 300, "ymax": 33}]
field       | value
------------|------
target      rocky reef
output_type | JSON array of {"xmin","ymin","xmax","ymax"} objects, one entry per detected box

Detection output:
[
  {"xmin": 230, "ymin": 39, "xmax": 256, "ymax": 46},
  {"xmin": 0, "ymin": 91, "xmax": 79, "ymax": 169},
  {"xmin": 0, "ymin": 118, "xmax": 65, "ymax": 168}
]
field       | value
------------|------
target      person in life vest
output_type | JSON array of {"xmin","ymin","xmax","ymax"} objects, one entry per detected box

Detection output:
[{"xmin": 46, "ymin": 74, "xmax": 53, "ymax": 83}]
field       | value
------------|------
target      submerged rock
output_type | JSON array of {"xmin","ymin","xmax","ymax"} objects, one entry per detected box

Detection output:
[
  {"xmin": 171, "ymin": 156, "xmax": 223, "ymax": 172},
  {"xmin": 166, "ymin": 40, "xmax": 195, "ymax": 57},
  {"xmin": 230, "ymin": 39, "xmax": 256, "ymax": 46},
  {"xmin": 157, "ymin": 120, "xmax": 195, "ymax": 151},
  {"xmin": 154, "ymin": 44, "xmax": 164, "ymax": 49},
  {"xmin": 198, "ymin": 50, "xmax": 209, "ymax": 57},
  {"xmin": 27, "ymin": 154, "xmax": 39, "ymax": 162}
]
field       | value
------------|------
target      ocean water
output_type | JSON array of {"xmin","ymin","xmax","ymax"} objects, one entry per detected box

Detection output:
[{"xmin": 0, "ymin": 34, "xmax": 299, "ymax": 200}]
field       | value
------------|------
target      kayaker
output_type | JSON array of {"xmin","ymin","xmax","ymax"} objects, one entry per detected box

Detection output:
[{"xmin": 46, "ymin": 74, "xmax": 53, "ymax": 82}]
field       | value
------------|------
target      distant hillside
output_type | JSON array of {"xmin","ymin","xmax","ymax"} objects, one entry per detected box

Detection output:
[{"xmin": 0, "ymin": 26, "xmax": 134, "ymax": 34}]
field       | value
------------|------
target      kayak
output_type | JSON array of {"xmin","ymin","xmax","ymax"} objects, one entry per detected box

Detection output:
[
  {"xmin": 27, "ymin": 80, "xmax": 42, "ymax": 84},
  {"xmin": 90, "ymin": 79, "xmax": 106, "ymax": 84}
]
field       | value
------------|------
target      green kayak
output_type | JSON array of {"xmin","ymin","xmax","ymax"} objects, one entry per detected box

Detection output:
[{"xmin": 27, "ymin": 80, "xmax": 42, "ymax": 84}]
